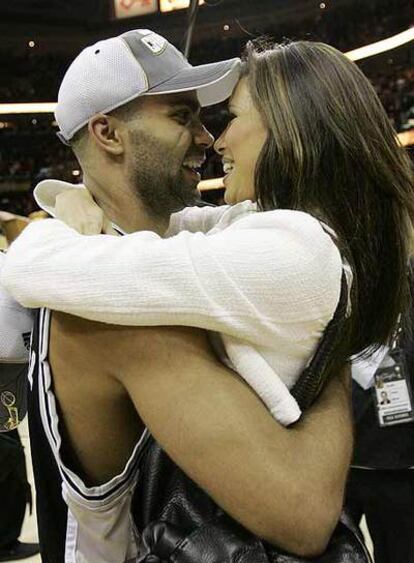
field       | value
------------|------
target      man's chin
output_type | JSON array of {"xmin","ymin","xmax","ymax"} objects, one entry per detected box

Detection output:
[
  {"xmin": 182, "ymin": 166, "xmax": 202, "ymax": 185},
  {"xmin": 186, "ymin": 186, "xmax": 201, "ymax": 206},
  {"xmin": 180, "ymin": 176, "xmax": 201, "ymax": 204}
]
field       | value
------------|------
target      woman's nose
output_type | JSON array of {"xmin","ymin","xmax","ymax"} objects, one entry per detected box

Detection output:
[{"xmin": 213, "ymin": 130, "xmax": 226, "ymax": 155}]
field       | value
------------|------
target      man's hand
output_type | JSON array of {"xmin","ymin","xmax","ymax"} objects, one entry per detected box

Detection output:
[
  {"xmin": 113, "ymin": 325, "xmax": 353, "ymax": 556},
  {"xmin": 55, "ymin": 189, "xmax": 117, "ymax": 235}
]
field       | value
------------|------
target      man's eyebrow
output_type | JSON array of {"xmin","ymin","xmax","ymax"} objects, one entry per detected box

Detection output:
[{"xmin": 167, "ymin": 99, "xmax": 201, "ymax": 114}]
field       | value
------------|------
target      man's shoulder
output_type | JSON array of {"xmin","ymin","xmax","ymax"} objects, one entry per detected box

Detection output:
[
  {"xmin": 51, "ymin": 311, "xmax": 117, "ymax": 340},
  {"xmin": 49, "ymin": 312, "xmax": 125, "ymax": 372},
  {"xmin": 48, "ymin": 313, "xmax": 211, "ymax": 371}
]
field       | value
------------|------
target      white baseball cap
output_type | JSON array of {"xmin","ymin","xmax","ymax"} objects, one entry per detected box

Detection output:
[{"xmin": 56, "ymin": 29, "xmax": 241, "ymax": 144}]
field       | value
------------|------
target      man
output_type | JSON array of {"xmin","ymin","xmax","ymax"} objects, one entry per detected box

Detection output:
[{"xmin": 1, "ymin": 30, "xmax": 353, "ymax": 562}]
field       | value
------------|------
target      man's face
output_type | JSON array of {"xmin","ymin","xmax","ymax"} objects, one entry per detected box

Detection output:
[{"xmin": 125, "ymin": 92, "xmax": 214, "ymax": 221}]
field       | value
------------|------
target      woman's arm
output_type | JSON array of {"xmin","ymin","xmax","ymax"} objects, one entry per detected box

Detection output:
[
  {"xmin": 1, "ymin": 213, "xmax": 342, "ymax": 349},
  {"xmin": 34, "ymin": 179, "xmax": 233, "ymax": 235}
]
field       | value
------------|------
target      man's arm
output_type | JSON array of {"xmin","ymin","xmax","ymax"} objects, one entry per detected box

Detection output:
[{"xmin": 103, "ymin": 322, "xmax": 352, "ymax": 557}]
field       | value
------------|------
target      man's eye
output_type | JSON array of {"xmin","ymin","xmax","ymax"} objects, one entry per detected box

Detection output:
[{"xmin": 173, "ymin": 111, "xmax": 192, "ymax": 125}]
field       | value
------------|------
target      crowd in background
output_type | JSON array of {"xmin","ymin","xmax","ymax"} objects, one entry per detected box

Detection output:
[
  {"xmin": 365, "ymin": 66, "xmax": 414, "ymax": 130},
  {"xmin": 1, "ymin": 0, "xmax": 412, "ymax": 103},
  {"xmin": 0, "ymin": 0, "xmax": 413, "ymax": 215}
]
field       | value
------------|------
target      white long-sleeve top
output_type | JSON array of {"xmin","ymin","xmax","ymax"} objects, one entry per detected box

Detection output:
[{"xmin": 1, "ymin": 181, "xmax": 346, "ymax": 425}]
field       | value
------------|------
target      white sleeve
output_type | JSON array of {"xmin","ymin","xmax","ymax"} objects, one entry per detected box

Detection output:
[
  {"xmin": 166, "ymin": 200, "xmax": 256, "ymax": 235},
  {"xmin": 34, "ymin": 179, "xmax": 87, "ymax": 217},
  {"xmin": 0, "ymin": 210, "xmax": 343, "ymax": 349},
  {"xmin": 166, "ymin": 205, "xmax": 231, "ymax": 235},
  {"xmin": 34, "ymin": 179, "xmax": 242, "ymax": 235},
  {"xmin": 223, "ymin": 334, "xmax": 301, "ymax": 426}
]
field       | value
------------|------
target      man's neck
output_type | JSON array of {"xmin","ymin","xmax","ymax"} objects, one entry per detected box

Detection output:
[
  {"xmin": 84, "ymin": 177, "xmax": 169, "ymax": 236},
  {"xmin": 101, "ymin": 197, "xmax": 169, "ymax": 236}
]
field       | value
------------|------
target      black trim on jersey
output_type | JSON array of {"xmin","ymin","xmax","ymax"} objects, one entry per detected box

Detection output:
[
  {"xmin": 36, "ymin": 308, "xmax": 149, "ymax": 503},
  {"xmin": 28, "ymin": 309, "xmax": 68, "ymax": 563}
]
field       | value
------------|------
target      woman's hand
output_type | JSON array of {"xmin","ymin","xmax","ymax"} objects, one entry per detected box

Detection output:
[{"xmin": 55, "ymin": 189, "xmax": 117, "ymax": 235}]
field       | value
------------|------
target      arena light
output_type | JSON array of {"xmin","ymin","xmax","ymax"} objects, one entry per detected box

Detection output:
[
  {"xmin": 398, "ymin": 130, "xmax": 414, "ymax": 147},
  {"xmin": 160, "ymin": 0, "xmax": 204, "ymax": 13},
  {"xmin": 346, "ymin": 26, "xmax": 414, "ymax": 61},
  {"xmin": 198, "ymin": 177, "xmax": 224, "ymax": 191},
  {"xmin": 0, "ymin": 103, "xmax": 56, "ymax": 115},
  {"xmin": 112, "ymin": 0, "xmax": 157, "ymax": 20}
]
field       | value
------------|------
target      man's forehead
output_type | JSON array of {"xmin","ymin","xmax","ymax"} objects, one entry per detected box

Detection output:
[{"xmin": 142, "ymin": 91, "xmax": 200, "ymax": 112}]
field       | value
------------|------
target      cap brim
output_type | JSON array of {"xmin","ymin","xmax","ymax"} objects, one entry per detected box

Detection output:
[{"xmin": 146, "ymin": 58, "xmax": 241, "ymax": 106}]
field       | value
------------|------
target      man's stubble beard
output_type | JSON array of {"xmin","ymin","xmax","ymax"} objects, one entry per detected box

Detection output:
[{"xmin": 129, "ymin": 130, "xmax": 200, "ymax": 222}]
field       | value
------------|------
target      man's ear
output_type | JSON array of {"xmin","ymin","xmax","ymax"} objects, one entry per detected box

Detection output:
[{"xmin": 88, "ymin": 114, "xmax": 125, "ymax": 156}]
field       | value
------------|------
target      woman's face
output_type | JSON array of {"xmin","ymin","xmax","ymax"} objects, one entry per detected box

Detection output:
[{"xmin": 214, "ymin": 78, "xmax": 268, "ymax": 205}]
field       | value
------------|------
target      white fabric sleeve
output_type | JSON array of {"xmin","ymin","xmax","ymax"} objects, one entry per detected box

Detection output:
[
  {"xmin": 0, "ymin": 210, "xmax": 342, "ymax": 350},
  {"xmin": 223, "ymin": 334, "xmax": 301, "ymax": 426},
  {"xmin": 166, "ymin": 201, "xmax": 255, "ymax": 236},
  {"xmin": 34, "ymin": 179, "xmax": 244, "ymax": 235},
  {"xmin": 34, "ymin": 179, "xmax": 87, "ymax": 217},
  {"xmin": 0, "ymin": 252, "xmax": 34, "ymax": 362},
  {"xmin": 166, "ymin": 205, "xmax": 231, "ymax": 235}
]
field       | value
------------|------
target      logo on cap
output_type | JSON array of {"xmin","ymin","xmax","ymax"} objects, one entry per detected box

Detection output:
[
  {"xmin": 22, "ymin": 332, "xmax": 31, "ymax": 352},
  {"xmin": 141, "ymin": 33, "xmax": 167, "ymax": 55}
]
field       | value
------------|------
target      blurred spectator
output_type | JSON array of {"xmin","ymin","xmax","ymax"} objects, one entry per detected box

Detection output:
[
  {"xmin": 0, "ymin": 431, "xmax": 39, "ymax": 562},
  {"xmin": 0, "ymin": 211, "xmax": 31, "ymax": 244},
  {"xmin": 346, "ymin": 287, "xmax": 414, "ymax": 563}
]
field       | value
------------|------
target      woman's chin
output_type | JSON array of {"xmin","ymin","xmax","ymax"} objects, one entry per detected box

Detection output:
[
  {"xmin": 223, "ymin": 180, "xmax": 236, "ymax": 204},
  {"xmin": 224, "ymin": 190, "xmax": 235, "ymax": 205}
]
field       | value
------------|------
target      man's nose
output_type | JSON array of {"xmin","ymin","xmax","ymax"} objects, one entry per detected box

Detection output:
[{"xmin": 193, "ymin": 123, "xmax": 214, "ymax": 149}]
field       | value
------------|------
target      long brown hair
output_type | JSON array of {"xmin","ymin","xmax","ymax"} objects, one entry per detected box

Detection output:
[{"xmin": 242, "ymin": 40, "xmax": 414, "ymax": 356}]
